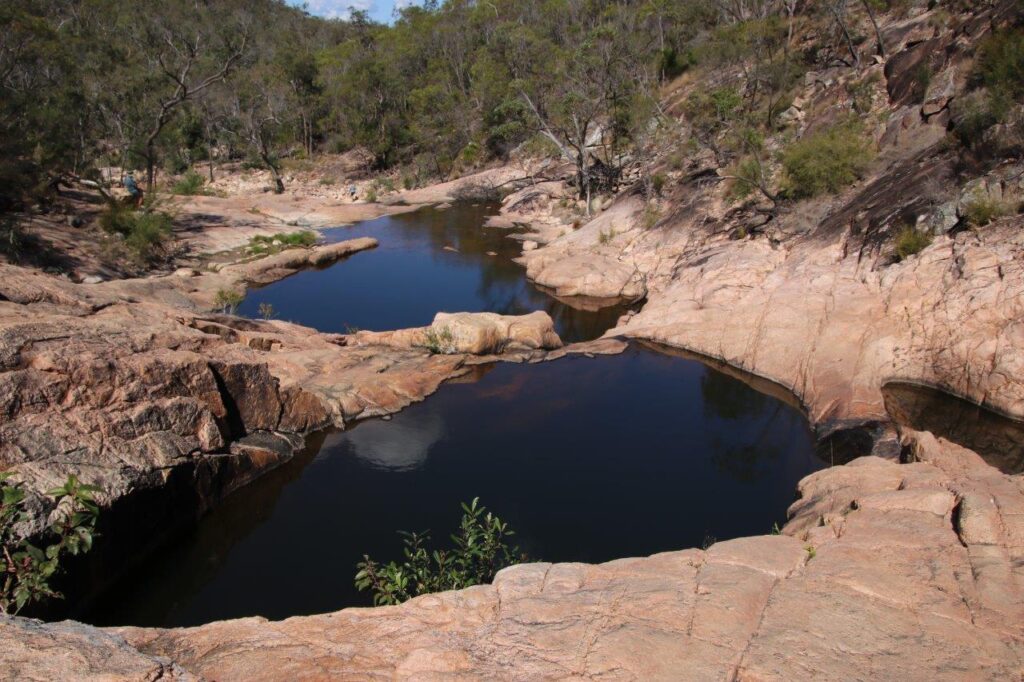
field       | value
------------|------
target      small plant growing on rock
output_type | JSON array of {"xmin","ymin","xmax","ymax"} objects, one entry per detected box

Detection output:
[
  {"xmin": 422, "ymin": 326, "xmax": 456, "ymax": 354},
  {"xmin": 651, "ymin": 172, "xmax": 667, "ymax": 196},
  {"xmin": 894, "ymin": 226, "xmax": 932, "ymax": 261},
  {"xmin": 962, "ymin": 194, "xmax": 1013, "ymax": 228},
  {"xmin": 215, "ymin": 288, "xmax": 244, "ymax": 314},
  {"xmin": 258, "ymin": 302, "xmax": 275, "ymax": 320},
  {"xmin": 354, "ymin": 497, "xmax": 523, "ymax": 606},
  {"xmin": 2, "ymin": 473, "xmax": 101, "ymax": 615},
  {"xmin": 641, "ymin": 204, "xmax": 662, "ymax": 230},
  {"xmin": 598, "ymin": 228, "xmax": 616, "ymax": 245}
]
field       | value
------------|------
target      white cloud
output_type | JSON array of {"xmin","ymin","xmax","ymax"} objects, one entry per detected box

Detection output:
[{"xmin": 297, "ymin": 0, "xmax": 375, "ymax": 20}]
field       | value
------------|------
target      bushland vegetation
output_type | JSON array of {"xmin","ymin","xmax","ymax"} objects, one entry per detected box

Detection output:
[{"xmin": 2, "ymin": 2, "xmax": 1022, "ymax": 221}]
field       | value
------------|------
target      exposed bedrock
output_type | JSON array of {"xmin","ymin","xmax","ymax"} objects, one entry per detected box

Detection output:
[
  {"xmin": 3, "ymin": 431, "xmax": 1020, "ymax": 680},
  {"xmin": 518, "ymin": 160, "xmax": 1024, "ymax": 442}
]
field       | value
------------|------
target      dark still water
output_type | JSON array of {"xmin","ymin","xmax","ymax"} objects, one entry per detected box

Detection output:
[
  {"xmin": 237, "ymin": 203, "xmax": 636, "ymax": 343},
  {"xmin": 884, "ymin": 382, "xmax": 1024, "ymax": 474},
  {"xmin": 87, "ymin": 345, "xmax": 822, "ymax": 627}
]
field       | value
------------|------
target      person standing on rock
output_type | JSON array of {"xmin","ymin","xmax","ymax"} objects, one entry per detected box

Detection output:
[{"xmin": 123, "ymin": 171, "xmax": 144, "ymax": 209}]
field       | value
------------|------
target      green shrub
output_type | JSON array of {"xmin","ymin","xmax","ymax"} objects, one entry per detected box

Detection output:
[
  {"xmin": 894, "ymin": 226, "xmax": 932, "ymax": 260},
  {"xmin": 848, "ymin": 72, "xmax": 882, "ymax": 114},
  {"xmin": 683, "ymin": 87, "xmax": 743, "ymax": 136},
  {"xmin": 973, "ymin": 28, "xmax": 1024, "ymax": 110},
  {"xmin": 171, "ymin": 170, "xmax": 208, "ymax": 196},
  {"xmin": 651, "ymin": 172, "xmax": 667, "ymax": 196},
  {"xmin": 909, "ymin": 63, "xmax": 932, "ymax": 105},
  {"xmin": 951, "ymin": 28, "xmax": 1024, "ymax": 148},
  {"xmin": 727, "ymin": 157, "xmax": 763, "ymax": 201},
  {"xmin": 2, "ymin": 473, "xmax": 100, "ymax": 615},
  {"xmin": 781, "ymin": 120, "xmax": 874, "ymax": 199},
  {"xmin": 962, "ymin": 194, "xmax": 1013, "ymax": 227},
  {"xmin": 99, "ymin": 203, "xmax": 173, "ymax": 264},
  {"xmin": 459, "ymin": 142, "xmax": 482, "ymax": 167},
  {"xmin": 951, "ymin": 91, "xmax": 1000, "ymax": 147},
  {"xmin": 641, "ymin": 204, "xmax": 662, "ymax": 230},
  {"xmin": 258, "ymin": 302, "xmax": 275, "ymax": 320},
  {"xmin": 0, "ymin": 218, "xmax": 26, "ymax": 260},
  {"xmin": 214, "ymin": 287, "xmax": 244, "ymax": 314},
  {"xmin": 656, "ymin": 46, "xmax": 696, "ymax": 80},
  {"xmin": 355, "ymin": 498, "xmax": 523, "ymax": 606}
]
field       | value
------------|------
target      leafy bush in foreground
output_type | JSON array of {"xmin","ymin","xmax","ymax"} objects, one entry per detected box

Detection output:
[
  {"xmin": 781, "ymin": 120, "xmax": 874, "ymax": 200},
  {"xmin": 2, "ymin": 473, "xmax": 100, "ymax": 615},
  {"xmin": 355, "ymin": 498, "xmax": 523, "ymax": 606}
]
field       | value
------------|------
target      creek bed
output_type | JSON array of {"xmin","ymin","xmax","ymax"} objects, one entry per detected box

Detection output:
[
  {"xmin": 238, "ymin": 203, "xmax": 636, "ymax": 343},
  {"xmin": 85, "ymin": 204, "xmax": 824, "ymax": 627}
]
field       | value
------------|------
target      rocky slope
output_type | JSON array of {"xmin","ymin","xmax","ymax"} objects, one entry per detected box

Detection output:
[{"xmin": 514, "ymin": 2, "xmax": 1024, "ymax": 443}]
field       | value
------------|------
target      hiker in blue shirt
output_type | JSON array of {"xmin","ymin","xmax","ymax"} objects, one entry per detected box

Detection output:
[{"xmin": 123, "ymin": 171, "xmax": 144, "ymax": 208}]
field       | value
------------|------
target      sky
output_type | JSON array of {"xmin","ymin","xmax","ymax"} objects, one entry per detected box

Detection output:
[{"xmin": 290, "ymin": 0, "xmax": 420, "ymax": 23}]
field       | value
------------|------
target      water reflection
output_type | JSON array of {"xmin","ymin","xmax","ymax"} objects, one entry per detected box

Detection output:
[
  {"xmin": 883, "ymin": 382, "xmax": 1024, "ymax": 474},
  {"xmin": 238, "ymin": 203, "xmax": 638, "ymax": 342},
  {"xmin": 86, "ymin": 345, "xmax": 821, "ymax": 628},
  {"xmin": 345, "ymin": 412, "xmax": 444, "ymax": 471}
]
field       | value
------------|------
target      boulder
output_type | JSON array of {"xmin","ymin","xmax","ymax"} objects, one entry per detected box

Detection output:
[
  {"xmin": 352, "ymin": 311, "xmax": 562, "ymax": 355},
  {"xmin": 431, "ymin": 311, "xmax": 562, "ymax": 354},
  {"xmin": 307, "ymin": 237, "xmax": 378, "ymax": 266}
]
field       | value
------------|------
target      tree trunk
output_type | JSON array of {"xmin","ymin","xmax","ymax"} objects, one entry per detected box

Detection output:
[
  {"xmin": 261, "ymin": 144, "xmax": 284, "ymax": 194},
  {"xmin": 267, "ymin": 160, "xmax": 284, "ymax": 194},
  {"xmin": 146, "ymin": 141, "xmax": 156, "ymax": 194},
  {"xmin": 860, "ymin": 0, "xmax": 886, "ymax": 58}
]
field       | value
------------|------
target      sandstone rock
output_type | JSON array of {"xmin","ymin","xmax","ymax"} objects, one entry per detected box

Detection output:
[
  {"xmin": 921, "ymin": 66, "xmax": 958, "ymax": 118},
  {"xmin": 222, "ymin": 237, "xmax": 378, "ymax": 284},
  {"xmin": 0, "ymin": 616, "xmax": 195, "ymax": 681},
  {"xmin": 433, "ymin": 311, "xmax": 561, "ymax": 354},
  {"xmin": 522, "ymin": 240, "xmax": 538, "ymax": 251},
  {"xmin": 352, "ymin": 311, "xmax": 562, "ymax": 355},
  {"xmin": 6, "ymin": 430, "xmax": 1018, "ymax": 681},
  {"xmin": 81, "ymin": 275, "xmax": 104, "ymax": 284},
  {"xmin": 307, "ymin": 236, "xmax": 378, "ymax": 266}
]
